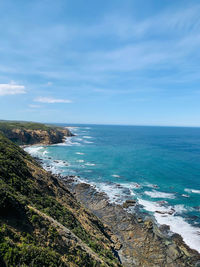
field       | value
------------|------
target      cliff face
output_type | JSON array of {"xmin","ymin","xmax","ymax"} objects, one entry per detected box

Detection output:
[
  {"xmin": 5, "ymin": 128, "xmax": 73, "ymax": 145},
  {"xmin": 0, "ymin": 133, "xmax": 121, "ymax": 267},
  {"xmin": 0, "ymin": 121, "xmax": 74, "ymax": 145}
]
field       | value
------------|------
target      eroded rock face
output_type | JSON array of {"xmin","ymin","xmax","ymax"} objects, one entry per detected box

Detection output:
[
  {"xmin": 65, "ymin": 179, "xmax": 200, "ymax": 267},
  {"xmin": 4, "ymin": 128, "xmax": 73, "ymax": 145}
]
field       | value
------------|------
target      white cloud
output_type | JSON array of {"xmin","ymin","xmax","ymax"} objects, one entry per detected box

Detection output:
[
  {"xmin": 35, "ymin": 97, "xmax": 72, "ymax": 103},
  {"xmin": 0, "ymin": 82, "xmax": 26, "ymax": 96}
]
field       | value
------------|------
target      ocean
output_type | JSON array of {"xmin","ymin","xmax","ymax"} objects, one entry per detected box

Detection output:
[{"xmin": 24, "ymin": 124, "xmax": 200, "ymax": 252}]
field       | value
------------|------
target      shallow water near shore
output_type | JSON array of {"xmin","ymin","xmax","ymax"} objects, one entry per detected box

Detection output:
[{"xmin": 24, "ymin": 124, "xmax": 200, "ymax": 252}]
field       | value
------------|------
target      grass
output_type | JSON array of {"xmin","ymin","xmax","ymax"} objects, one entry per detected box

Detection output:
[
  {"xmin": 0, "ymin": 120, "xmax": 63, "ymax": 132},
  {"xmin": 0, "ymin": 132, "xmax": 120, "ymax": 267}
]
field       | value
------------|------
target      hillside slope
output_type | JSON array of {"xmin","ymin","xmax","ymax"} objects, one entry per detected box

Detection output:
[
  {"xmin": 0, "ymin": 121, "xmax": 73, "ymax": 145},
  {"xmin": 0, "ymin": 132, "xmax": 121, "ymax": 267}
]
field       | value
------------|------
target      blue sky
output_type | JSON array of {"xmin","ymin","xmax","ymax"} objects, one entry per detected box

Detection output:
[{"xmin": 0, "ymin": 0, "xmax": 200, "ymax": 126}]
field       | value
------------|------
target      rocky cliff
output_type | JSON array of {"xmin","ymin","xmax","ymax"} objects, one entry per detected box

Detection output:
[
  {"xmin": 0, "ymin": 121, "xmax": 74, "ymax": 145},
  {"xmin": 0, "ymin": 132, "xmax": 121, "ymax": 266}
]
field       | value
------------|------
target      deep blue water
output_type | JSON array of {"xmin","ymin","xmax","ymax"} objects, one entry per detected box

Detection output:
[{"xmin": 25, "ymin": 124, "xmax": 200, "ymax": 252}]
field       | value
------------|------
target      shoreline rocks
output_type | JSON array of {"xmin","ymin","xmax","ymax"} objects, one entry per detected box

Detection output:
[
  {"xmin": 122, "ymin": 199, "xmax": 137, "ymax": 209},
  {"xmin": 63, "ymin": 176, "xmax": 200, "ymax": 267}
]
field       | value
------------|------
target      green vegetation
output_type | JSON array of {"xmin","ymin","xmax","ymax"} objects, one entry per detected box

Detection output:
[
  {"xmin": 0, "ymin": 132, "xmax": 120, "ymax": 266},
  {"xmin": 0, "ymin": 120, "xmax": 63, "ymax": 132}
]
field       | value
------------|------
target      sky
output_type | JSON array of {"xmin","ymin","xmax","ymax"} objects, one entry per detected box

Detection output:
[{"xmin": 0, "ymin": 0, "xmax": 200, "ymax": 126}]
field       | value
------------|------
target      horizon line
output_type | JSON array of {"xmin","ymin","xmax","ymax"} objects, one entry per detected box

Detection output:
[{"xmin": 1, "ymin": 119, "xmax": 199, "ymax": 129}]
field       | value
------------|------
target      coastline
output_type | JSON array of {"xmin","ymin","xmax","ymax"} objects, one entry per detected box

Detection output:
[
  {"xmin": 21, "ymin": 122, "xmax": 200, "ymax": 266},
  {"xmin": 28, "ymin": 151, "xmax": 200, "ymax": 266},
  {"xmin": 63, "ymin": 176, "xmax": 200, "ymax": 266}
]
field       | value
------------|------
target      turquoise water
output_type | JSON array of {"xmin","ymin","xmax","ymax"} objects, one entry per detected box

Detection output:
[{"xmin": 25, "ymin": 125, "xmax": 200, "ymax": 252}]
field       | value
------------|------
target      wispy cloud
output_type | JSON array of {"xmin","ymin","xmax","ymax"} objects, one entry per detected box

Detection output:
[
  {"xmin": 35, "ymin": 97, "xmax": 72, "ymax": 104},
  {"xmin": 0, "ymin": 1, "xmax": 200, "ymax": 125},
  {"xmin": 0, "ymin": 82, "xmax": 26, "ymax": 96}
]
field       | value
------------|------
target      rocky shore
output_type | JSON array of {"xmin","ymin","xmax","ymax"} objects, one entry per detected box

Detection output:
[{"xmin": 63, "ymin": 176, "xmax": 200, "ymax": 267}]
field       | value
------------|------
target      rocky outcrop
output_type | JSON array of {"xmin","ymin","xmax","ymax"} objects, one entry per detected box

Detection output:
[
  {"xmin": 6, "ymin": 127, "xmax": 73, "ymax": 145},
  {"xmin": 0, "ymin": 121, "xmax": 74, "ymax": 145},
  {"xmin": 64, "ymin": 179, "xmax": 200, "ymax": 267}
]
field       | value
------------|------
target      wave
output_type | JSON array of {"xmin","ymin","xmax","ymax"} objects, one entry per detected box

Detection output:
[
  {"xmin": 24, "ymin": 146, "xmax": 46, "ymax": 157},
  {"xmin": 185, "ymin": 188, "xmax": 200, "ymax": 194},
  {"xmin": 138, "ymin": 198, "xmax": 200, "ymax": 253},
  {"xmin": 53, "ymin": 160, "xmax": 70, "ymax": 167},
  {"xmin": 85, "ymin": 163, "xmax": 96, "ymax": 166},
  {"xmin": 144, "ymin": 190, "xmax": 176, "ymax": 199},
  {"xmin": 76, "ymin": 160, "xmax": 85, "ymax": 163},
  {"xmin": 122, "ymin": 182, "xmax": 141, "ymax": 189},
  {"xmin": 66, "ymin": 126, "xmax": 79, "ymax": 131},
  {"xmin": 42, "ymin": 159, "xmax": 70, "ymax": 174},
  {"xmin": 43, "ymin": 164, "xmax": 61, "ymax": 175},
  {"xmin": 144, "ymin": 183, "xmax": 159, "ymax": 189},
  {"xmin": 84, "ymin": 140, "xmax": 94, "ymax": 144},
  {"xmin": 83, "ymin": 136, "xmax": 93, "ymax": 139},
  {"xmin": 111, "ymin": 174, "xmax": 120, "ymax": 178},
  {"xmin": 76, "ymin": 152, "xmax": 85, "ymax": 155},
  {"xmin": 93, "ymin": 182, "xmax": 135, "ymax": 204},
  {"xmin": 63, "ymin": 138, "xmax": 82, "ymax": 146}
]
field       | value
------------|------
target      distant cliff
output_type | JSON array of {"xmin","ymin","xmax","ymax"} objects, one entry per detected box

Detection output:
[{"xmin": 0, "ymin": 121, "xmax": 74, "ymax": 145}]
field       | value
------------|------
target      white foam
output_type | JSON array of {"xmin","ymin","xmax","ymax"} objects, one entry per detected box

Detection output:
[
  {"xmin": 75, "ymin": 138, "xmax": 83, "ymax": 141},
  {"xmin": 63, "ymin": 138, "xmax": 81, "ymax": 146},
  {"xmin": 76, "ymin": 152, "xmax": 85, "ymax": 155},
  {"xmin": 185, "ymin": 188, "xmax": 200, "ymax": 194},
  {"xmin": 127, "ymin": 182, "xmax": 141, "ymax": 189},
  {"xmin": 76, "ymin": 159, "xmax": 85, "ymax": 163},
  {"xmin": 87, "ymin": 181, "xmax": 136, "ymax": 205},
  {"xmin": 122, "ymin": 182, "xmax": 141, "ymax": 190},
  {"xmin": 53, "ymin": 160, "xmax": 69, "ymax": 167},
  {"xmin": 138, "ymin": 198, "xmax": 172, "ymax": 213},
  {"xmin": 83, "ymin": 136, "xmax": 93, "ymax": 139},
  {"xmin": 43, "ymin": 164, "xmax": 61, "ymax": 175},
  {"xmin": 138, "ymin": 198, "xmax": 200, "ymax": 253},
  {"xmin": 66, "ymin": 126, "xmax": 79, "ymax": 131},
  {"xmin": 94, "ymin": 182, "xmax": 135, "ymax": 204},
  {"xmin": 85, "ymin": 163, "xmax": 96, "ymax": 166},
  {"xmin": 182, "ymin": 194, "xmax": 190, "ymax": 198},
  {"xmin": 174, "ymin": 204, "xmax": 188, "ymax": 214},
  {"xmin": 84, "ymin": 140, "xmax": 94, "ymax": 144},
  {"xmin": 145, "ymin": 183, "xmax": 159, "ymax": 189},
  {"xmin": 24, "ymin": 146, "xmax": 45, "ymax": 157},
  {"xmin": 144, "ymin": 190, "xmax": 176, "ymax": 199},
  {"xmin": 111, "ymin": 174, "xmax": 120, "ymax": 178}
]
